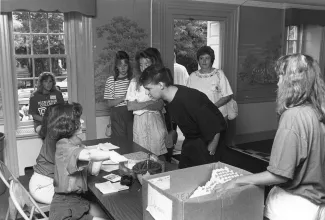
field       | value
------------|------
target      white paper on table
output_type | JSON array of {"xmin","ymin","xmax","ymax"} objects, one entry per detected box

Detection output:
[
  {"xmin": 95, "ymin": 181, "xmax": 129, "ymax": 194},
  {"xmin": 109, "ymin": 151, "xmax": 128, "ymax": 163},
  {"xmin": 101, "ymin": 164, "xmax": 119, "ymax": 172},
  {"xmin": 147, "ymin": 184, "xmax": 172, "ymax": 220},
  {"xmin": 86, "ymin": 142, "xmax": 119, "ymax": 150},
  {"xmin": 148, "ymin": 176, "xmax": 170, "ymax": 190}
]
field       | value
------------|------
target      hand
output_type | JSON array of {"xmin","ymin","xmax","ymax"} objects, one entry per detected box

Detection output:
[
  {"xmin": 214, "ymin": 178, "xmax": 240, "ymax": 194},
  {"xmin": 208, "ymin": 144, "xmax": 217, "ymax": 155}
]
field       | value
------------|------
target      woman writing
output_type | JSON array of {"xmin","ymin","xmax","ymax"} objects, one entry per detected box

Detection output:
[{"xmin": 215, "ymin": 54, "xmax": 325, "ymax": 220}]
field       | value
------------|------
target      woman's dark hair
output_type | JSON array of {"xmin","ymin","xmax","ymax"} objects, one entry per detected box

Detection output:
[
  {"xmin": 44, "ymin": 102, "xmax": 83, "ymax": 141},
  {"xmin": 36, "ymin": 72, "xmax": 58, "ymax": 94},
  {"xmin": 140, "ymin": 65, "xmax": 173, "ymax": 87},
  {"xmin": 144, "ymin": 47, "xmax": 164, "ymax": 67},
  {"xmin": 196, "ymin": 46, "xmax": 215, "ymax": 66},
  {"xmin": 114, "ymin": 51, "xmax": 133, "ymax": 81}
]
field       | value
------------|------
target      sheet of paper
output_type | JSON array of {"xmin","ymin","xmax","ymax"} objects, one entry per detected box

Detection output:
[
  {"xmin": 86, "ymin": 142, "xmax": 119, "ymax": 150},
  {"xmin": 95, "ymin": 181, "xmax": 128, "ymax": 194},
  {"xmin": 109, "ymin": 151, "xmax": 128, "ymax": 163},
  {"xmin": 147, "ymin": 184, "xmax": 172, "ymax": 220},
  {"xmin": 101, "ymin": 164, "xmax": 119, "ymax": 172},
  {"xmin": 148, "ymin": 176, "xmax": 170, "ymax": 190}
]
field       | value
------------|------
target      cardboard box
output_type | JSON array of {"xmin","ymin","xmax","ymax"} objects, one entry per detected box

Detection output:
[{"xmin": 142, "ymin": 162, "xmax": 264, "ymax": 220}]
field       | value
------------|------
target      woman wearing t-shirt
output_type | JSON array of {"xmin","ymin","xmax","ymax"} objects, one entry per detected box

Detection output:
[
  {"xmin": 28, "ymin": 72, "xmax": 65, "ymax": 134},
  {"xmin": 104, "ymin": 51, "xmax": 133, "ymax": 140},
  {"xmin": 215, "ymin": 54, "xmax": 325, "ymax": 220}
]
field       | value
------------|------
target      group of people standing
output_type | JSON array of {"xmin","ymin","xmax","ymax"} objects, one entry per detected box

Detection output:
[
  {"xmin": 26, "ymin": 44, "xmax": 325, "ymax": 220},
  {"xmin": 104, "ymin": 46, "xmax": 235, "ymax": 165}
]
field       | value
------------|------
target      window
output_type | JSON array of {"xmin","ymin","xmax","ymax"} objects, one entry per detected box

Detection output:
[
  {"xmin": 286, "ymin": 26, "xmax": 300, "ymax": 54},
  {"xmin": 12, "ymin": 11, "xmax": 68, "ymax": 122}
]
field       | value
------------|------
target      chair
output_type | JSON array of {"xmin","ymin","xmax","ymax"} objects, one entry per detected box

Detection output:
[
  {"xmin": 0, "ymin": 161, "xmax": 50, "ymax": 220},
  {"xmin": 9, "ymin": 178, "xmax": 48, "ymax": 220}
]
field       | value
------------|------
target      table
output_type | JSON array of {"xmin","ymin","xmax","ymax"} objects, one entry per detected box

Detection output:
[{"xmin": 84, "ymin": 138, "xmax": 177, "ymax": 220}]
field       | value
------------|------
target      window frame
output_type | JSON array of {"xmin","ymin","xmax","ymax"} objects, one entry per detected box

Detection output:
[
  {"xmin": 8, "ymin": 11, "xmax": 69, "ymax": 127},
  {"xmin": 286, "ymin": 25, "xmax": 303, "ymax": 55}
]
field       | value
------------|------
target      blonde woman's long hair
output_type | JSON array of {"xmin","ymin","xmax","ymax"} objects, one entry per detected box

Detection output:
[{"xmin": 275, "ymin": 54, "xmax": 325, "ymax": 122}]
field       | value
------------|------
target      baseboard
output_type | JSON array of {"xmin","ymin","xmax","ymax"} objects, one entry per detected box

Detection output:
[{"xmin": 234, "ymin": 130, "xmax": 276, "ymax": 145}]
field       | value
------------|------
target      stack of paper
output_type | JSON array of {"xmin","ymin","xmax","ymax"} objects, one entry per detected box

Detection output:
[
  {"xmin": 86, "ymin": 142, "xmax": 119, "ymax": 150},
  {"xmin": 108, "ymin": 151, "xmax": 128, "ymax": 163},
  {"xmin": 95, "ymin": 181, "xmax": 129, "ymax": 194}
]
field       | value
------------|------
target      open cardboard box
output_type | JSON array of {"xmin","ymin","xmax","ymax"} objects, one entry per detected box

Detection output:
[{"xmin": 142, "ymin": 162, "xmax": 264, "ymax": 220}]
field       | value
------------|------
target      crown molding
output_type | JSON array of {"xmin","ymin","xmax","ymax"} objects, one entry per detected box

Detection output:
[{"xmin": 192, "ymin": 0, "xmax": 325, "ymax": 10}]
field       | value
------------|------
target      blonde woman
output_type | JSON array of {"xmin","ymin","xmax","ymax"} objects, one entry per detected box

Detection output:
[{"xmin": 215, "ymin": 54, "xmax": 325, "ymax": 220}]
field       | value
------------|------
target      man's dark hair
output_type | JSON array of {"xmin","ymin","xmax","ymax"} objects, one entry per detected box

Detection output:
[{"xmin": 139, "ymin": 65, "xmax": 173, "ymax": 87}]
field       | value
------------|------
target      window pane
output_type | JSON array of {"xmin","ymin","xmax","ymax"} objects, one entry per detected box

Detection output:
[
  {"xmin": 14, "ymin": 35, "xmax": 31, "ymax": 55},
  {"xmin": 49, "ymin": 13, "xmax": 64, "ymax": 33},
  {"xmin": 30, "ymin": 12, "xmax": 47, "ymax": 33},
  {"xmin": 34, "ymin": 58, "xmax": 50, "ymax": 77},
  {"xmin": 12, "ymin": 12, "xmax": 30, "ymax": 33},
  {"xmin": 49, "ymin": 35, "xmax": 65, "ymax": 54},
  {"xmin": 287, "ymin": 41, "xmax": 297, "ymax": 54},
  {"xmin": 33, "ymin": 35, "xmax": 49, "ymax": 54},
  {"xmin": 287, "ymin": 26, "xmax": 297, "ymax": 40},
  {"xmin": 16, "ymin": 58, "xmax": 32, "ymax": 79},
  {"xmin": 51, "ymin": 58, "xmax": 66, "ymax": 76}
]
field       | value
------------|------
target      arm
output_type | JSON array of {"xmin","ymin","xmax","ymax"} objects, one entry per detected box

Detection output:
[
  {"xmin": 214, "ymin": 171, "xmax": 288, "ymax": 193},
  {"xmin": 88, "ymin": 161, "xmax": 103, "ymax": 176},
  {"xmin": 32, "ymin": 114, "xmax": 42, "ymax": 122},
  {"xmin": 78, "ymin": 148, "xmax": 111, "ymax": 162},
  {"xmin": 107, "ymin": 96, "xmax": 126, "ymax": 108},
  {"xmin": 127, "ymin": 99, "xmax": 163, "ymax": 111},
  {"xmin": 214, "ymin": 95, "xmax": 232, "ymax": 108},
  {"xmin": 207, "ymin": 133, "xmax": 220, "ymax": 155}
]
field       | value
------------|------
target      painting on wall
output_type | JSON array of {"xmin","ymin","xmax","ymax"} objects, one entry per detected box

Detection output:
[
  {"xmin": 237, "ymin": 6, "xmax": 284, "ymax": 103},
  {"xmin": 93, "ymin": 0, "xmax": 150, "ymax": 113}
]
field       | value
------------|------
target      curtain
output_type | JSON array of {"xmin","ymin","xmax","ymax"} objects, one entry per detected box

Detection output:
[
  {"xmin": 0, "ymin": 0, "xmax": 96, "ymax": 16},
  {"xmin": 0, "ymin": 13, "xmax": 19, "ymax": 175}
]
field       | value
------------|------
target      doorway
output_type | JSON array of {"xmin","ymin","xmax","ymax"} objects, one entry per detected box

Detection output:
[{"xmin": 174, "ymin": 19, "xmax": 224, "ymax": 75}]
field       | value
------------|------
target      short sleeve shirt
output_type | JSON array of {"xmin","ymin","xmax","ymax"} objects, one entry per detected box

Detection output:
[
  {"xmin": 174, "ymin": 63, "xmax": 189, "ymax": 86},
  {"xmin": 54, "ymin": 138, "xmax": 88, "ymax": 194},
  {"xmin": 104, "ymin": 75, "xmax": 130, "ymax": 107},
  {"xmin": 33, "ymin": 137, "xmax": 57, "ymax": 178},
  {"xmin": 28, "ymin": 90, "xmax": 64, "ymax": 126},
  {"xmin": 186, "ymin": 69, "xmax": 233, "ymax": 117},
  {"xmin": 125, "ymin": 78, "xmax": 156, "ymax": 115},
  {"xmin": 167, "ymin": 85, "xmax": 226, "ymax": 144},
  {"xmin": 267, "ymin": 105, "xmax": 325, "ymax": 204}
]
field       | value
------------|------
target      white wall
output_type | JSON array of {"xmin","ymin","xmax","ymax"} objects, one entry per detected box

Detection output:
[
  {"xmin": 302, "ymin": 25, "xmax": 323, "ymax": 62},
  {"xmin": 96, "ymin": 116, "xmax": 111, "ymax": 139}
]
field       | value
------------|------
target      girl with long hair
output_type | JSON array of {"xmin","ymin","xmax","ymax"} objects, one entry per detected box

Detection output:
[
  {"xmin": 104, "ymin": 51, "xmax": 133, "ymax": 140},
  {"xmin": 28, "ymin": 72, "xmax": 65, "ymax": 133},
  {"xmin": 215, "ymin": 54, "xmax": 325, "ymax": 220},
  {"xmin": 125, "ymin": 48, "xmax": 167, "ymax": 158}
]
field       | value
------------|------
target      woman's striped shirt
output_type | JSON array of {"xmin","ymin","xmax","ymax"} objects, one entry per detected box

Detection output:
[{"xmin": 104, "ymin": 75, "xmax": 130, "ymax": 107}]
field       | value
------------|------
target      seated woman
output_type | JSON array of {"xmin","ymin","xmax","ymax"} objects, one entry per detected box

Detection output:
[
  {"xmin": 215, "ymin": 54, "xmax": 325, "ymax": 220},
  {"xmin": 28, "ymin": 72, "xmax": 65, "ymax": 134},
  {"xmin": 29, "ymin": 102, "xmax": 82, "ymax": 204}
]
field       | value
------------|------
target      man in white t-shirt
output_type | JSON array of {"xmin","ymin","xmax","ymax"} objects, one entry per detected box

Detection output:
[{"xmin": 173, "ymin": 51, "xmax": 189, "ymax": 86}]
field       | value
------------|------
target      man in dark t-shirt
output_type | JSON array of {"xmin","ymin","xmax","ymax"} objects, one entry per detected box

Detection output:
[{"xmin": 139, "ymin": 65, "xmax": 227, "ymax": 168}]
